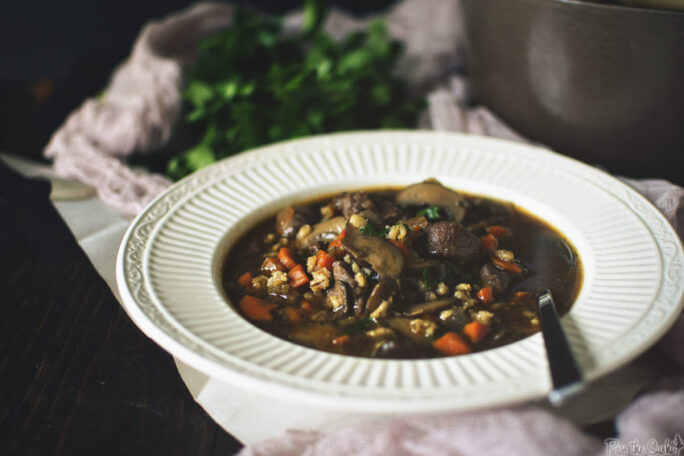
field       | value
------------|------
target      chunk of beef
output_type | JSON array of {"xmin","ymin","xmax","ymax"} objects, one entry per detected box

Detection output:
[
  {"xmin": 275, "ymin": 205, "xmax": 317, "ymax": 238},
  {"xmin": 377, "ymin": 199, "xmax": 405, "ymax": 225},
  {"xmin": 332, "ymin": 192, "xmax": 380, "ymax": 224},
  {"xmin": 425, "ymin": 221, "xmax": 479, "ymax": 260},
  {"xmin": 325, "ymin": 280, "xmax": 350, "ymax": 315},
  {"xmin": 480, "ymin": 262, "xmax": 513, "ymax": 294}
]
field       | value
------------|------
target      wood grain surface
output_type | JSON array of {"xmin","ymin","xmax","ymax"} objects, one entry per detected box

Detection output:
[{"xmin": 0, "ymin": 162, "xmax": 243, "ymax": 455}]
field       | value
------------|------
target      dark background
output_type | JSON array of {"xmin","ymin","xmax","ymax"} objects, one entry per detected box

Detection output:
[
  {"xmin": 0, "ymin": 0, "xmax": 396, "ymax": 162},
  {"xmin": 3, "ymin": 0, "xmax": 681, "ymax": 185}
]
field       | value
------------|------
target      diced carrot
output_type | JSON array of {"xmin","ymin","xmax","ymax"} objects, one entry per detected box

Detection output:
[
  {"xmin": 479, "ymin": 233, "xmax": 499, "ymax": 255},
  {"xmin": 288, "ymin": 264, "xmax": 310, "ymax": 288},
  {"xmin": 476, "ymin": 287, "xmax": 494, "ymax": 304},
  {"xmin": 261, "ymin": 257, "xmax": 287, "ymax": 273},
  {"xmin": 237, "ymin": 272, "xmax": 253, "ymax": 288},
  {"xmin": 432, "ymin": 332, "xmax": 471, "ymax": 356},
  {"xmin": 239, "ymin": 295, "xmax": 277, "ymax": 321},
  {"xmin": 463, "ymin": 321, "xmax": 490, "ymax": 344},
  {"xmin": 278, "ymin": 247, "xmax": 298, "ymax": 270},
  {"xmin": 387, "ymin": 239, "xmax": 410, "ymax": 257},
  {"xmin": 487, "ymin": 225, "xmax": 511, "ymax": 238},
  {"xmin": 300, "ymin": 300, "xmax": 313, "ymax": 312},
  {"xmin": 491, "ymin": 256, "xmax": 523, "ymax": 274},
  {"xmin": 284, "ymin": 307, "xmax": 301, "ymax": 323},
  {"xmin": 328, "ymin": 229, "xmax": 346, "ymax": 249},
  {"xmin": 514, "ymin": 291, "xmax": 530, "ymax": 299},
  {"xmin": 332, "ymin": 334, "xmax": 350, "ymax": 346},
  {"xmin": 316, "ymin": 250, "xmax": 336, "ymax": 271}
]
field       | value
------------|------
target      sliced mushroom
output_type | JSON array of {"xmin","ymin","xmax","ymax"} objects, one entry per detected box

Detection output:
[
  {"xmin": 366, "ymin": 279, "xmax": 398, "ymax": 315},
  {"xmin": 341, "ymin": 224, "xmax": 404, "ymax": 279},
  {"xmin": 384, "ymin": 317, "xmax": 424, "ymax": 343},
  {"xmin": 396, "ymin": 180, "xmax": 466, "ymax": 222},
  {"xmin": 403, "ymin": 298, "xmax": 457, "ymax": 317},
  {"xmin": 399, "ymin": 215, "xmax": 429, "ymax": 232},
  {"xmin": 290, "ymin": 324, "xmax": 338, "ymax": 347},
  {"xmin": 404, "ymin": 258, "xmax": 443, "ymax": 271},
  {"xmin": 297, "ymin": 216, "xmax": 346, "ymax": 249},
  {"xmin": 275, "ymin": 206, "xmax": 297, "ymax": 237},
  {"xmin": 332, "ymin": 261, "xmax": 366, "ymax": 315}
]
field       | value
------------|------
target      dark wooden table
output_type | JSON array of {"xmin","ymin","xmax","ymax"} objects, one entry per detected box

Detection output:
[{"xmin": 0, "ymin": 162, "xmax": 243, "ymax": 455}]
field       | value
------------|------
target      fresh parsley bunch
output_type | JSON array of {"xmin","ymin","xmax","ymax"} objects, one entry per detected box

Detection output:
[{"xmin": 166, "ymin": 0, "xmax": 423, "ymax": 180}]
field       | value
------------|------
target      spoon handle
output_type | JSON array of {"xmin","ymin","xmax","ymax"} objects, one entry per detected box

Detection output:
[{"xmin": 538, "ymin": 289, "xmax": 583, "ymax": 405}]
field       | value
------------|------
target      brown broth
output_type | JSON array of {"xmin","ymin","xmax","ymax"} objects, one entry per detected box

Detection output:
[{"xmin": 222, "ymin": 186, "xmax": 582, "ymax": 359}]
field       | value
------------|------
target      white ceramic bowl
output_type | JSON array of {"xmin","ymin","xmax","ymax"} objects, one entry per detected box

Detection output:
[{"xmin": 116, "ymin": 131, "xmax": 684, "ymax": 431}]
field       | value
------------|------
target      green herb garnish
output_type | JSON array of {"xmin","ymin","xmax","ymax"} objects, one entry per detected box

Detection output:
[
  {"xmin": 360, "ymin": 222, "xmax": 389, "ymax": 237},
  {"xmin": 422, "ymin": 267, "xmax": 437, "ymax": 291},
  {"xmin": 165, "ymin": 0, "xmax": 423, "ymax": 180},
  {"xmin": 417, "ymin": 206, "xmax": 443, "ymax": 221},
  {"xmin": 341, "ymin": 318, "xmax": 374, "ymax": 335}
]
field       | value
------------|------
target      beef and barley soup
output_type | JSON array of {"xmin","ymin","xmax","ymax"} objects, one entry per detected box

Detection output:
[{"xmin": 222, "ymin": 179, "xmax": 582, "ymax": 359}]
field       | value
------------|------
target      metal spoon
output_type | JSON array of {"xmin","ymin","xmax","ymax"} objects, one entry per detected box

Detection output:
[{"xmin": 537, "ymin": 289, "xmax": 583, "ymax": 405}]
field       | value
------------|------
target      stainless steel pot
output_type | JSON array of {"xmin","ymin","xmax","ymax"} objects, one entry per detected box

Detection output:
[{"xmin": 461, "ymin": 0, "xmax": 684, "ymax": 183}]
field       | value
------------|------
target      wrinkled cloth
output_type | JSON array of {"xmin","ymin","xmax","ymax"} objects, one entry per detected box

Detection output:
[
  {"xmin": 239, "ymin": 381, "xmax": 684, "ymax": 456},
  {"xmin": 42, "ymin": 1, "xmax": 684, "ymax": 455},
  {"xmin": 41, "ymin": 0, "xmax": 506, "ymax": 216},
  {"xmin": 42, "ymin": 0, "xmax": 463, "ymax": 216},
  {"xmin": 44, "ymin": 2, "xmax": 234, "ymax": 216},
  {"xmin": 239, "ymin": 408, "xmax": 604, "ymax": 456}
]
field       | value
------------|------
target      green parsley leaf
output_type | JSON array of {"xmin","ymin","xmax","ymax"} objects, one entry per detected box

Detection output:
[
  {"xmin": 417, "ymin": 206, "xmax": 443, "ymax": 221},
  {"xmin": 302, "ymin": 0, "xmax": 327, "ymax": 37},
  {"xmin": 158, "ymin": 5, "xmax": 423, "ymax": 180},
  {"xmin": 341, "ymin": 318, "xmax": 374, "ymax": 335},
  {"xmin": 360, "ymin": 222, "xmax": 389, "ymax": 237},
  {"xmin": 422, "ymin": 267, "xmax": 437, "ymax": 291}
]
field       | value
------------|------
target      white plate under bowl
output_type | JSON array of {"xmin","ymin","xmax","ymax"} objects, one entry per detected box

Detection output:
[{"xmin": 116, "ymin": 131, "xmax": 684, "ymax": 415}]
